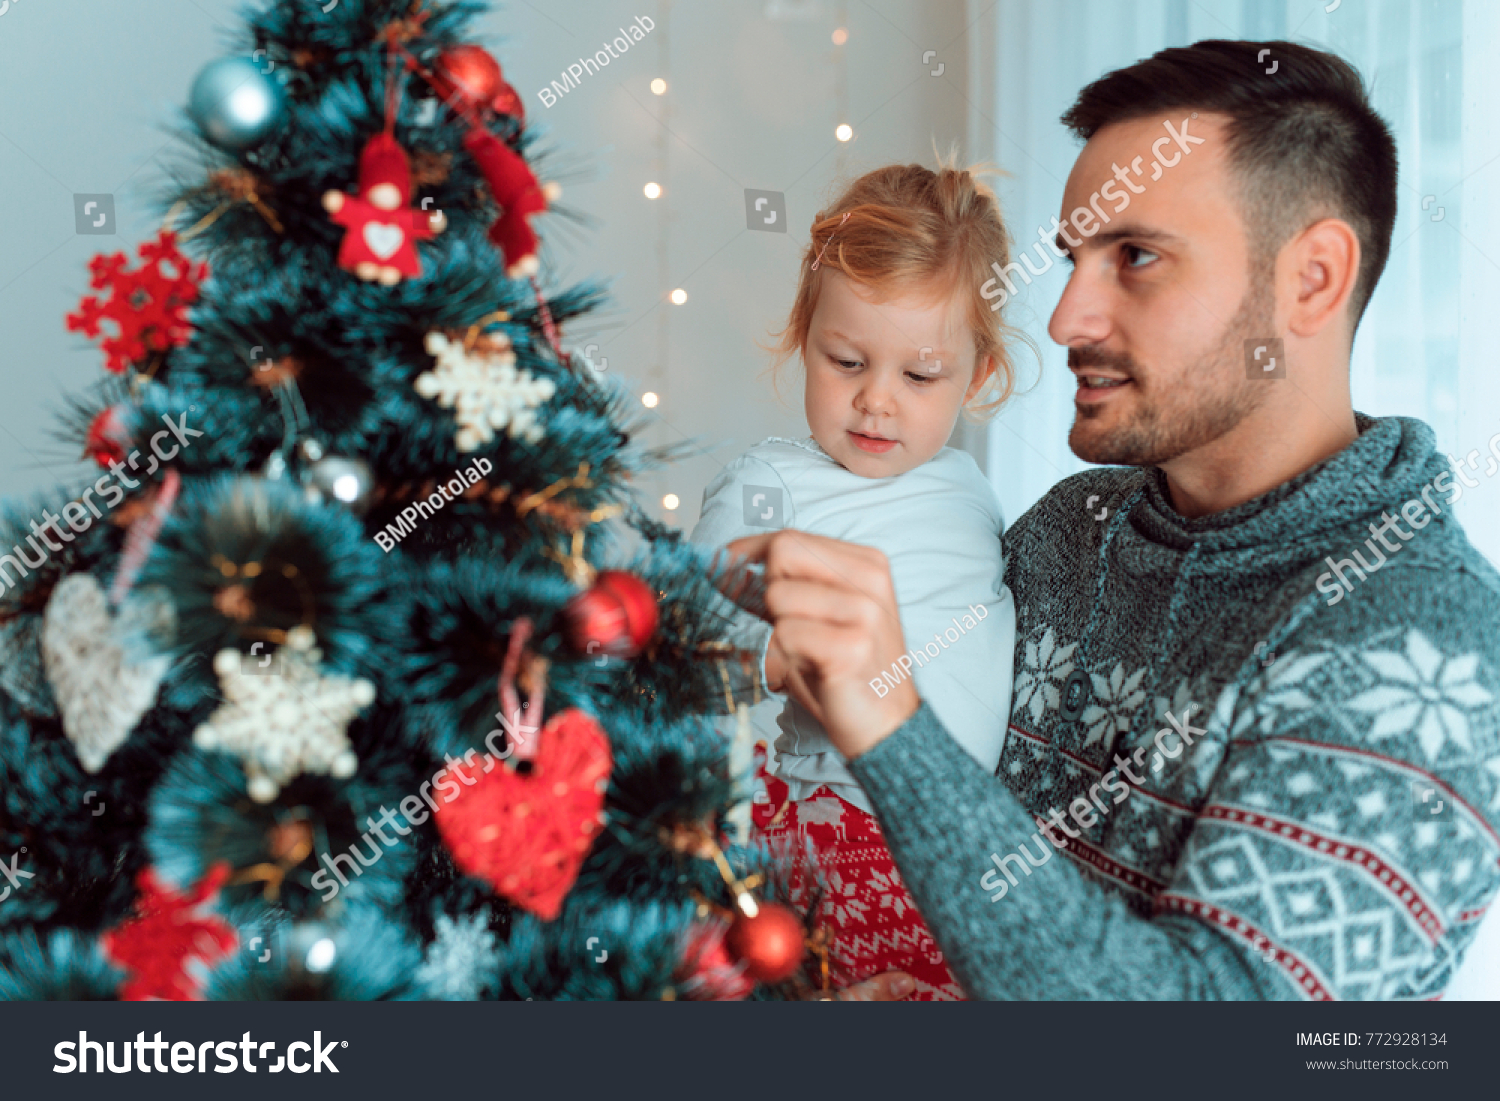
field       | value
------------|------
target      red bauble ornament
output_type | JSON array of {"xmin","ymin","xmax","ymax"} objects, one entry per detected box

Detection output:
[
  {"xmin": 725, "ymin": 902, "xmax": 806, "ymax": 983},
  {"xmin": 491, "ymin": 82, "xmax": 524, "ymax": 120},
  {"xmin": 675, "ymin": 920, "xmax": 755, "ymax": 1000},
  {"xmin": 434, "ymin": 708, "xmax": 612, "ymax": 921},
  {"xmin": 430, "ymin": 45, "xmax": 502, "ymax": 113},
  {"xmin": 84, "ymin": 404, "xmax": 131, "ymax": 468},
  {"xmin": 99, "ymin": 863, "xmax": 238, "ymax": 1001},
  {"xmin": 564, "ymin": 570, "xmax": 659, "ymax": 659}
]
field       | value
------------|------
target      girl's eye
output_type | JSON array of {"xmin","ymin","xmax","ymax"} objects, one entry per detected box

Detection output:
[
  {"xmin": 833, "ymin": 357, "xmax": 861, "ymax": 369},
  {"xmin": 1123, "ymin": 244, "xmax": 1159, "ymax": 269},
  {"xmin": 905, "ymin": 371, "xmax": 939, "ymax": 385}
]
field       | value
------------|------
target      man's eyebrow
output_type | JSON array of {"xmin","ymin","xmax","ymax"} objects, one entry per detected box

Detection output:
[{"xmin": 1054, "ymin": 226, "xmax": 1185, "ymax": 253}]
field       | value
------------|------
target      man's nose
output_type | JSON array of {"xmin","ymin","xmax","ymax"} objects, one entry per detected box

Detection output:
[{"xmin": 1048, "ymin": 260, "xmax": 1112, "ymax": 349}]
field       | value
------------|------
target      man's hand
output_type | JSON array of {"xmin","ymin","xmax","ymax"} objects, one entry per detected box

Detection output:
[{"xmin": 723, "ymin": 530, "xmax": 919, "ymax": 759}]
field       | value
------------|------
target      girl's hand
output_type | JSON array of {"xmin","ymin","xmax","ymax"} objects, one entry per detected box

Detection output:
[{"xmin": 809, "ymin": 970, "xmax": 917, "ymax": 1001}]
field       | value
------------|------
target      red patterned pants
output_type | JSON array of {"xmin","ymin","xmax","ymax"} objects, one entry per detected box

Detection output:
[{"xmin": 753, "ymin": 773, "xmax": 965, "ymax": 1001}]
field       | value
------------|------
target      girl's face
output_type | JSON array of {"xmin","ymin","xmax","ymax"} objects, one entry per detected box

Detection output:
[{"xmin": 803, "ymin": 270, "xmax": 993, "ymax": 478}]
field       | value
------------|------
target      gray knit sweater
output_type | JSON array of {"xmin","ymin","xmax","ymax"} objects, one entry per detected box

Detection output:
[{"xmin": 848, "ymin": 414, "xmax": 1500, "ymax": 999}]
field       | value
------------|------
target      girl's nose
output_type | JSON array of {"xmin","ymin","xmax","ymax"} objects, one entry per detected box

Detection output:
[{"xmin": 856, "ymin": 378, "xmax": 895, "ymax": 415}]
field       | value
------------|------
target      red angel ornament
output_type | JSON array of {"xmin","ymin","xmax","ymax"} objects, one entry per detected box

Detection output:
[
  {"xmin": 462, "ymin": 126, "xmax": 553, "ymax": 279},
  {"xmin": 322, "ymin": 131, "xmax": 446, "ymax": 285}
]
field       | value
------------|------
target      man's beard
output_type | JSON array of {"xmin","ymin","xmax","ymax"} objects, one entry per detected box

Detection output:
[{"xmin": 1068, "ymin": 281, "xmax": 1275, "ymax": 467}]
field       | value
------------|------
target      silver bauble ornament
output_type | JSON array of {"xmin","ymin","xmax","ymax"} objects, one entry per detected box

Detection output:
[
  {"xmin": 188, "ymin": 57, "xmax": 287, "ymax": 150},
  {"xmin": 303, "ymin": 455, "xmax": 375, "ymax": 514}
]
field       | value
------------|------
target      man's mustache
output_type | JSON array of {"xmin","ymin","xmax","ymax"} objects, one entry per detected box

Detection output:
[{"xmin": 1067, "ymin": 346, "xmax": 1139, "ymax": 376}]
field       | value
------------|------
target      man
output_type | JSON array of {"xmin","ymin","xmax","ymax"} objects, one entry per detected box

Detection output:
[{"xmin": 734, "ymin": 39, "xmax": 1500, "ymax": 999}]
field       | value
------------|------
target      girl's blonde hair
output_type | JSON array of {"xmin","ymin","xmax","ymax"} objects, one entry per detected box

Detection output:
[{"xmin": 763, "ymin": 151, "xmax": 1032, "ymax": 419}]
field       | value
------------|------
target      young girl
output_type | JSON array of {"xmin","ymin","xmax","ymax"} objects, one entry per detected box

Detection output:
[{"xmin": 691, "ymin": 160, "xmax": 1025, "ymax": 1000}]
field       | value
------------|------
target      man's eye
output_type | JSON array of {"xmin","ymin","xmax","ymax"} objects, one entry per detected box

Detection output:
[{"xmin": 1123, "ymin": 245, "xmax": 1159, "ymax": 268}]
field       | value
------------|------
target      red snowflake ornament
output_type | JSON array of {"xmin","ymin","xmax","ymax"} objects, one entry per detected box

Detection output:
[
  {"xmin": 434, "ymin": 708, "xmax": 612, "ymax": 921},
  {"xmin": 100, "ymin": 863, "xmax": 238, "ymax": 1001},
  {"xmin": 65, "ymin": 230, "xmax": 208, "ymax": 373}
]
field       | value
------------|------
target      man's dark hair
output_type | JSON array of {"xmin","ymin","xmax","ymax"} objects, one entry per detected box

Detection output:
[{"xmin": 1061, "ymin": 39, "xmax": 1397, "ymax": 328}]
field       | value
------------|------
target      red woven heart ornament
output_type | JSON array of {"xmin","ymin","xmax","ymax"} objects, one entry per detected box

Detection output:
[{"xmin": 435, "ymin": 708, "xmax": 611, "ymax": 921}]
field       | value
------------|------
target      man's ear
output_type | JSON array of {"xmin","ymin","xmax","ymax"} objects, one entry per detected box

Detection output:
[{"xmin": 1284, "ymin": 217, "xmax": 1361, "ymax": 339}]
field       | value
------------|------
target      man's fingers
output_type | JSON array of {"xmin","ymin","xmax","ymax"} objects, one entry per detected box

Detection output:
[
  {"xmin": 774, "ymin": 655, "xmax": 826, "ymax": 727},
  {"xmin": 764, "ymin": 578, "xmax": 868, "ymax": 627},
  {"xmin": 833, "ymin": 971, "xmax": 917, "ymax": 1001},
  {"xmin": 724, "ymin": 532, "xmax": 775, "ymax": 564},
  {"xmin": 772, "ymin": 617, "xmax": 862, "ymax": 675},
  {"xmin": 707, "ymin": 546, "xmax": 770, "ymax": 618},
  {"xmin": 730, "ymin": 530, "xmax": 890, "ymax": 595}
]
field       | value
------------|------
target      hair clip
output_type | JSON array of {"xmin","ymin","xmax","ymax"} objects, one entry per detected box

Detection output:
[{"xmin": 810, "ymin": 211, "xmax": 851, "ymax": 270}]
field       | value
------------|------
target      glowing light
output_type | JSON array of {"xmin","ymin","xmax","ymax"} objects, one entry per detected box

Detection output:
[
  {"xmin": 643, "ymin": 181, "xmax": 662, "ymax": 199},
  {"xmin": 305, "ymin": 938, "xmax": 337, "ymax": 973},
  {"xmin": 835, "ymin": 123, "xmax": 853, "ymax": 142},
  {"xmin": 662, "ymin": 494, "xmax": 680, "ymax": 510},
  {"xmin": 331, "ymin": 475, "xmax": 361, "ymax": 502},
  {"xmin": 832, "ymin": 28, "xmax": 848, "ymax": 45},
  {"xmin": 650, "ymin": 78, "xmax": 667, "ymax": 95},
  {"xmin": 669, "ymin": 288, "xmax": 687, "ymax": 305},
  {"xmin": 641, "ymin": 391, "xmax": 660, "ymax": 408}
]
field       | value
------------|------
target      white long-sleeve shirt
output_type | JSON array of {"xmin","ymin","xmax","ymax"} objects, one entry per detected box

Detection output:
[{"xmin": 690, "ymin": 436, "xmax": 1015, "ymax": 814}]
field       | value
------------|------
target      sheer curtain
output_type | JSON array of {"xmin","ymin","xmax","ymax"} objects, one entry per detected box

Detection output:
[{"xmin": 972, "ymin": 0, "xmax": 1499, "ymax": 999}]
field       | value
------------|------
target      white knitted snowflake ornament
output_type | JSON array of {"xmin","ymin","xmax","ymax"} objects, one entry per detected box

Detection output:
[
  {"xmin": 41, "ymin": 572, "xmax": 170, "ymax": 772},
  {"xmin": 193, "ymin": 625, "xmax": 374, "ymax": 803},
  {"xmin": 415, "ymin": 331, "xmax": 555, "ymax": 451},
  {"xmin": 416, "ymin": 912, "xmax": 501, "ymax": 1000}
]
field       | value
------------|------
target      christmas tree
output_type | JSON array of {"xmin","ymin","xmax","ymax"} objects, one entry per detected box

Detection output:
[{"xmin": 0, "ymin": 0, "xmax": 808, "ymax": 1001}]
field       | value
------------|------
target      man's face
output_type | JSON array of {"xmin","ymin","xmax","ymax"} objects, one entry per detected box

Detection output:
[{"xmin": 1048, "ymin": 112, "xmax": 1274, "ymax": 467}]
